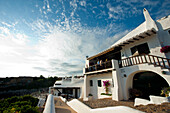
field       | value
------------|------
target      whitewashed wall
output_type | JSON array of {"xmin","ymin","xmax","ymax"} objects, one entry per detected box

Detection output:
[
  {"xmin": 119, "ymin": 63, "xmax": 170, "ymax": 100},
  {"xmin": 87, "ymin": 72, "xmax": 113, "ymax": 99},
  {"xmin": 121, "ymin": 34, "xmax": 166, "ymax": 59}
]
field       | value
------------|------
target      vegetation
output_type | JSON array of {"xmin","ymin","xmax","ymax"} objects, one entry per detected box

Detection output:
[
  {"xmin": 161, "ymin": 87, "xmax": 170, "ymax": 97},
  {"xmin": 129, "ymin": 88, "xmax": 143, "ymax": 100},
  {"xmin": 0, "ymin": 76, "xmax": 60, "ymax": 91},
  {"xmin": 101, "ymin": 93, "xmax": 112, "ymax": 96},
  {"xmin": 103, "ymin": 80, "xmax": 111, "ymax": 94},
  {"xmin": 0, "ymin": 95, "xmax": 39, "ymax": 113},
  {"xmin": 88, "ymin": 94, "xmax": 93, "ymax": 96}
]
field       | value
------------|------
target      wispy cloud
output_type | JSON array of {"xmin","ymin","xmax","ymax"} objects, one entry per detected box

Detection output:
[{"xmin": 0, "ymin": 0, "xmax": 168, "ymax": 77}]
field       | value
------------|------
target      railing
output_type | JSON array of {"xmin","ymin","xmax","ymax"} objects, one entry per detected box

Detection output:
[
  {"xmin": 85, "ymin": 60, "xmax": 112, "ymax": 73},
  {"xmin": 121, "ymin": 54, "xmax": 170, "ymax": 69}
]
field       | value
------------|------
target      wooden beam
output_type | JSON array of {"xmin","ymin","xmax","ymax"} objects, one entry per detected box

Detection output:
[
  {"xmin": 151, "ymin": 30, "xmax": 156, "ymax": 34},
  {"xmin": 139, "ymin": 36, "xmax": 145, "ymax": 38},
  {"xmin": 128, "ymin": 40, "xmax": 134, "ymax": 43},
  {"xmin": 146, "ymin": 33, "xmax": 151, "ymax": 36},
  {"xmin": 133, "ymin": 38, "xmax": 139, "ymax": 40},
  {"xmin": 119, "ymin": 44, "xmax": 125, "ymax": 46},
  {"xmin": 123, "ymin": 42, "xmax": 129, "ymax": 44}
]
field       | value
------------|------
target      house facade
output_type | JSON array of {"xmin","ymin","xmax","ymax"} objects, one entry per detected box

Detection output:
[
  {"xmin": 83, "ymin": 9, "xmax": 170, "ymax": 101},
  {"xmin": 49, "ymin": 75, "xmax": 84, "ymax": 99}
]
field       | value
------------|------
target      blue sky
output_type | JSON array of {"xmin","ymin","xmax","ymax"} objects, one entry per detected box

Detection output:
[{"xmin": 0, "ymin": 0, "xmax": 169, "ymax": 77}]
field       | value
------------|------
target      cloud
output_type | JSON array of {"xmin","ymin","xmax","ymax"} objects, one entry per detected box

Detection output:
[
  {"xmin": 21, "ymin": 13, "xmax": 126, "ymax": 77},
  {"xmin": 2, "ymin": 0, "xmax": 161, "ymax": 77},
  {"xmin": 0, "ymin": 25, "xmax": 49, "ymax": 77},
  {"xmin": 79, "ymin": 1, "xmax": 86, "ymax": 7}
]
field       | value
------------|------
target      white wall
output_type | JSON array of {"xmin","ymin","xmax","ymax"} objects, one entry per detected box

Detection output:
[
  {"xmin": 121, "ymin": 34, "xmax": 166, "ymax": 59},
  {"xmin": 87, "ymin": 72, "xmax": 113, "ymax": 99},
  {"xmin": 43, "ymin": 94, "xmax": 55, "ymax": 113},
  {"xmin": 119, "ymin": 63, "xmax": 170, "ymax": 100}
]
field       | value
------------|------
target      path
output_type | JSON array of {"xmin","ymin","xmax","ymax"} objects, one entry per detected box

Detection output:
[{"xmin": 54, "ymin": 97, "xmax": 77, "ymax": 113}]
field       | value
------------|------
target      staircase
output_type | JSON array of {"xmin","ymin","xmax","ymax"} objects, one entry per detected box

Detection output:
[{"xmin": 120, "ymin": 54, "xmax": 170, "ymax": 70}]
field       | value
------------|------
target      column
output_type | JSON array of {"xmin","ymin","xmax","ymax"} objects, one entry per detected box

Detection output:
[
  {"xmin": 111, "ymin": 59, "xmax": 123, "ymax": 101},
  {"xmin": 83, "ymin": 74, "xmax": 88, "ymax": 101}
]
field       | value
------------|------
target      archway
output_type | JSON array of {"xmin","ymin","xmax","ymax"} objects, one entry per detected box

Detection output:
[{"xmin": 132, "ymin": 71, "xmax": 169, "ymax": 99}]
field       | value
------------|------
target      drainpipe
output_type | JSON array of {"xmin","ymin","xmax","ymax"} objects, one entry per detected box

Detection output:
[{"xmin": 43, "ymin": 94, "xmax": 55, "ymax": 113}]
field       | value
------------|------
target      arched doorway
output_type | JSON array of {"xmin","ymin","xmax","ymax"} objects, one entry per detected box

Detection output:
[{"xmin": 132, "ymin": 71, "xmax": 169, "ymax": 99}]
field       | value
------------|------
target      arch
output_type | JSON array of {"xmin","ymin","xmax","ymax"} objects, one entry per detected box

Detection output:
[{"xmin": 125, "ymin": 70, "xmax": 169, "ymax": 100}]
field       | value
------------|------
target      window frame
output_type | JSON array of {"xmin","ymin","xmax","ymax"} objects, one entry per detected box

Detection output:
[
  {"xmin": 90, "ymin": 80, "xmax": 93, "ymax": 87},
  {"xmin": 98, "ymin": 80, "xmax": 102, "ymax": 87},
  {"xmin": 131, "ymin": 43, "xmax": 150, "ymax": 55}
]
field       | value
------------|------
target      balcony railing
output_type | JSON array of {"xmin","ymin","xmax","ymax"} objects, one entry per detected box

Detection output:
[
  {"xmin": 85, "ymin": 60, "xmax": 112, "ymax": 73},
  {"xmin": 120, "ymin": 54, "xmax": 170, "ymax": 69}
]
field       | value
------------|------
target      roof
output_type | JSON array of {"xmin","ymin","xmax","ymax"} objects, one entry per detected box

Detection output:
[
  {"xmin": 87, "ymin": 9, "xmax": 159, "ymax": 60},
  {"xmin": 157, "ymin": 15, "xmax": 170, "ymax": 30},
  {"xmin": 53, "ymin": 78, "xmax": 84, "ymax": 88},
  {"xmin": 87, "ymin": 27, "xmax": 157, "ymax": 60}
]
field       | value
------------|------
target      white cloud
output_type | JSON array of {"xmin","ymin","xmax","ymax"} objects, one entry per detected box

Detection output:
[
  {"xmin": 79, "ymin": 1, "xmax": 86, "ymax": 7},
  {"xmin": 0, "ymin": 0, "xmax": 133, "ymax": 77},
  {"xmin": 0, "ymin": 25, "xmax": 48, "ymax": 77}
]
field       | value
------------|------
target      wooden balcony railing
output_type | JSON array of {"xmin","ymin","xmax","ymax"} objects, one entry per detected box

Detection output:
[
  {"xmin": 85, "ymin": 60, "xmax": 112, "ymax": 73},
  {"xmin": 121, "ymin": 54, "xmax": 170, "ymax": 69}
]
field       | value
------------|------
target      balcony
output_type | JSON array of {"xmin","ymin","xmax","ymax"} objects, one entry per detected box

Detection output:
[{"xmin": 85, "ymin": 60, "xmax": 112, "ymax": 73}]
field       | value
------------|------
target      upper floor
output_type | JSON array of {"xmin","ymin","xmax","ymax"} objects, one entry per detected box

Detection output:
[{"xmin": 84, "ymin": 9, "xmax": 170, "ymax": 74}]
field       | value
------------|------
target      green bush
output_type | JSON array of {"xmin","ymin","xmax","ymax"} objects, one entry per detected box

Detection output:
[{"xmin": 0, "ymin": 95, "xmax": 39, "ymax": 113}]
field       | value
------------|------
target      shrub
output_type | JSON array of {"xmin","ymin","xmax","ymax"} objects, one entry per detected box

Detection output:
[
  {"xmin": 161, "ymin": 87, "xmax": 170, "ymax": 97},
  {"xmin": 88, "ymin": 94, "xmax": 93, "ymax": 96},
  {"xmin": 0, "ymin": 95, "xmax": 39, "ymax": 113},
  {"xmin": 160, "ymin": 46, "xmax": 170, "ymax": 53}
]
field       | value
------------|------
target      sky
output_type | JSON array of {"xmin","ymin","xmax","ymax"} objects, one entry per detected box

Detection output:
[{"xmin": 0, "ymin": 0, "xmax": 169, "ymax": 77}]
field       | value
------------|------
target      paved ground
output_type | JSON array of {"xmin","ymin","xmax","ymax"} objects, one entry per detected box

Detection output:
[
  {"xmin": 79, "ymin": 98, "xmax": 170, "ymax": 113},
  {"xmin": 54, "ymin": 97, "xmax": 77, "ymax": 113}
]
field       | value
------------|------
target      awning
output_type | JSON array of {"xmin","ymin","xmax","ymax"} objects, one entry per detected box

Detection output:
[{"xmin": 87, "ymin": 47, "xmax": 115, "ymax": 60}]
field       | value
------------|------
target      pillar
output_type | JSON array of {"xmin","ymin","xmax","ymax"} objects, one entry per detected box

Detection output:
[{"xmin": 111, "ymin": 59, "xmax": 123, "ymax": 101}]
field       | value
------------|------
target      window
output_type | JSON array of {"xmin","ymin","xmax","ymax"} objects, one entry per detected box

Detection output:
[
  {"xmin": 131, "ymin": 43, "xmax": 150, "ymax": 55},
  {"xmin": 98, "ymin": 80, "xmax": 102, "ymax": 87},
  {"xmin": 90, "ymin": 80, "xmax": 93, "ymax": 86}
]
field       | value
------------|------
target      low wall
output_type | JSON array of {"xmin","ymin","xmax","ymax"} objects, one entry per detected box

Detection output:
[
  {"xmin": 67, "ymin": 99, "xmax": 91, "ymax": 113},
  {"xmin": 134, "ymin": 95, "xmax": 170, "ymax": 106},
  {"xmin": 43, "ymin": 94, "xmax": 55, "ymax": 113}
]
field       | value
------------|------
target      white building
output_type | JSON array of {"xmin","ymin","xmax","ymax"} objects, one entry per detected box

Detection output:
[
  {"xmin": 83, "ymin": 9, "xmax": 170, "ymax": 101},
  {"xmin": 49, "ymin": 75, "xmax": 84, "ymax": 99}
]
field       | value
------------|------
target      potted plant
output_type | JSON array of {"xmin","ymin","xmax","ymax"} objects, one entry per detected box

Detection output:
[
  {"xmin": 103, "ymin": 80, "xmax": 111, "ymax": 94},
  {"xmin": 129, "ymin": 88, "xmax": 143, "ymax": 100},
  {"xmin": 160, "ymin": 46, "xmax": 170, "ymax": 53},
  {"xmin": 161, "ymin": 87, "xmax": 170, "ymax": 97},
  {"xmin": 88, "ymin": 93, "xmax": 93, "ymax": 100}
]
